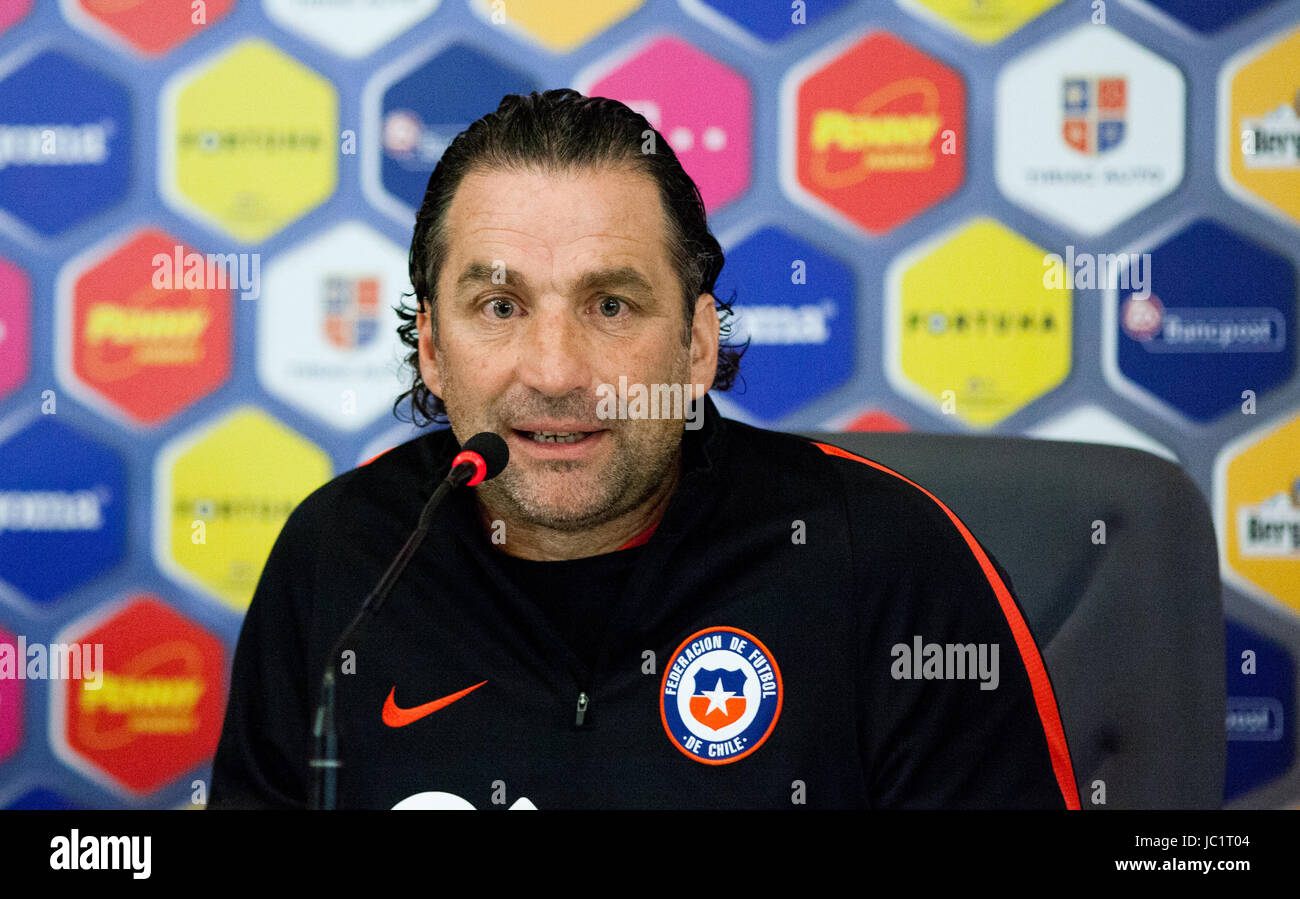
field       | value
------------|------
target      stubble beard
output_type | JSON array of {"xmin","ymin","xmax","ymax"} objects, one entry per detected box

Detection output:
[{"xmin": 437, "ymin": 350, "xmax": 690, "ymax": 534}]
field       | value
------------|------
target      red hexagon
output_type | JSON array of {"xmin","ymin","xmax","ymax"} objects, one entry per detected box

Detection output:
[
  {"xmin": 62, "ymin": 228, "xmax": 232, "ymax": 427},
  {"xmin": 787, "ymin": 31, "xmax": 966, "ymax": 235},
  {"xmin": 845, "ymin": 409, "xmax": 910, "ymax": 432},
  {"xmin": 55, "ymin": 595, "xmax": 226, "ymax": 796},
  {"xmin": 67, "ymin": 0, "xmax": 235, "ymax": 57}
]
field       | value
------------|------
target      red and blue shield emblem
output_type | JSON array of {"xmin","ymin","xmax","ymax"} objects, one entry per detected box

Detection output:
[
  {"xmin": 1062, "ymin": 76, "xmax": 1126, "ymax": 156},
  {"xmin": 323, "ymin": 275, "xmax": 380, "ymax": 349}
]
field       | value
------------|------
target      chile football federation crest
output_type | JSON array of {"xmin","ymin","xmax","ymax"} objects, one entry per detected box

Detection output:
[
  {"xmin": 1062, "ymin": 76, "xmax": 1126, "ymax": 156},
  {"xmin": 661, "ymin": 626, "xmax": 782, "ymax": 765}
]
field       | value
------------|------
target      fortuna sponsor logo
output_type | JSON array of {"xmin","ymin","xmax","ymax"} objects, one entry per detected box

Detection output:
[
  {"xmin": 49, "ymin": 830, "xmax": 151, "ymax": 880},
  {"xmin": 731, "ymin": 302, "xmax": 834, "ymax": 345},
  {"xmin": 0, "ymin": 122, "xmax": 112, "ymax": 169},
  {"xmin": 890, "ymin": 635, "xmax": 1000, "ymax": 690},
  {"xmin": 0, "ymin": 638, "xmax": 104, "ymax": 689},
  {"xmin": 179, "ymin": 128, "xmax": 324, "ymax": 153},
  {"xmin": 661, "ymin": 627, "xmax": 782, "ymax": 765},
  {"xmin": 0, "ymin": 489, "xmax": 106, "ymax": 535},
  {"xmin": 151, "ymin": 245, "xmax": 261, "ymax": 301}
]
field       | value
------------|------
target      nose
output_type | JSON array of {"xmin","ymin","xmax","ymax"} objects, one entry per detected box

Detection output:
[{"xmin": 514, "ymin": 300, "xmax": 592, "ymax": 398}]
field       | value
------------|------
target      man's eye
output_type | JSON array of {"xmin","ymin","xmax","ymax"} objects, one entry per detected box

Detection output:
[
  {"xmin": 598, "ymin": 296, "xmax": 627, "ymax": 318},
  {"xmin": 487, "ymin": 297, "xmax": 515, "ymax": 319}
]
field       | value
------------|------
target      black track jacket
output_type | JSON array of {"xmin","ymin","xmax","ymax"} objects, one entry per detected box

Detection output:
[{"xmin": 209, "ymin": 395, "xmax": 1079, "ymax": 810}]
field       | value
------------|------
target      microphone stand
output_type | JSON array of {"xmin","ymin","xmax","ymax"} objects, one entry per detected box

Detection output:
[{"xmin": 309, "ymin": 463, "xmax": 476, "ymax": 810}]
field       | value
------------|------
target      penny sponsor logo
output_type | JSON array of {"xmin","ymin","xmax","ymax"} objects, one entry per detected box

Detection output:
[
  {"xmin": 49, "ymin": 829, "xmax": 150, "ymax": 879},
  {"xmin": 0, "ymin": 637, "xmax": 104, "ymax": 689},
  {"xmin": 890, "ymin": 635, "xmax": 1000, "ymax": 690}
]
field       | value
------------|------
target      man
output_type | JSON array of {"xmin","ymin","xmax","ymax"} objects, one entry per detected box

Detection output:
[{"xmin": 209, "ymin": 89, "xmax": 1078, "ymax": 810}]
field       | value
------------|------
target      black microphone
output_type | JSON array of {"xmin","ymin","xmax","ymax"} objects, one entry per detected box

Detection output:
[
  {"xmin": 310, "ymin": 431, "xmax": 509, "ymax": 810},
  {"xmin": 442, "ymin": 430, "xmax": 509, "ymax": 487}
]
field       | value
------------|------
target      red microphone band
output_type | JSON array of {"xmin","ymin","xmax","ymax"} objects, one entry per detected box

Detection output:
[{"xmin": 450, "ymin": 450, "xmax": 488, "ymax": 487}]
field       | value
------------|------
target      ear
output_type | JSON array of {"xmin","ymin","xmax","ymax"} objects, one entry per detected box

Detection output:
[
  {"xmin": 416, "ymin": 306, "xmax": 442, "ymax": 397},
  {"xmin": 689, "ymin": 292, "xmax": 719, "ymax": 398}
]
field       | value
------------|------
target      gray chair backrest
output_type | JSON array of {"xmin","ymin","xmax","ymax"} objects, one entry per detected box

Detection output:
[{"xmin": 801, "ymin": 431, "xmax": 1226, "ymax": 808}]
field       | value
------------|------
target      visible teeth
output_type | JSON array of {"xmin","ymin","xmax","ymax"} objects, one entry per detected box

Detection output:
[{"xmin": 529, "ymin": 431, "xmax": 586, "ymax": 443}]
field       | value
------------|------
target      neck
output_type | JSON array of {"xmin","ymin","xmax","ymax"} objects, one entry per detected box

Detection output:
[{"xmin": 476, "ymin": 456, "xmax": 680, "ymax": 561}]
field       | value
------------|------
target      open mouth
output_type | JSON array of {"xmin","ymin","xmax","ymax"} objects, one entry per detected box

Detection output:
[{"xmin": 513, "ymin": 429, "xmax": 601, "ymax": 445}]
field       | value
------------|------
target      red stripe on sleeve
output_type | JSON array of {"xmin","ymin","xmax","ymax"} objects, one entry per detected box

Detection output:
[
  {"xmin": 813, "ymin": 441, "xmax": 1082, "ymax": 810},
  {"xmin": 360, "ymin": 446, "xmax": 396, "ymax": 467}
]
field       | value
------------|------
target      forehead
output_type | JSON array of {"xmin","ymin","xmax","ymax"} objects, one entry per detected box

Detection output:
[{"xmin": 438, "ymin": 164, "xmax": 675, "ymax": 286}]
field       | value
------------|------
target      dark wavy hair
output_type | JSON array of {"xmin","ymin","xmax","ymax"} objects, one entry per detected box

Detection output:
[{"xmin": 393, "ymin": 88, "xmax": 746, "ymax": 427}]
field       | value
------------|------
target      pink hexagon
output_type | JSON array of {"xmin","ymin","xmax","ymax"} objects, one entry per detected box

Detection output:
[
  {"xmin": 581, "ymin": 36, "xmax": 752, "ymax": 211},
  {"xmin": 0, "ymin": 627, "xmax": 21, "ymax": 762},
  {"xmin": 0, "ymin": 255, "xmax": 29, "ymax": 401},
  {"xmin": 0, "ymin": 0, "xmax": 30, "ymax": 34},
  {"xmin": 0, "ymin": 628, "xmax": 20, "ymax": 763}
]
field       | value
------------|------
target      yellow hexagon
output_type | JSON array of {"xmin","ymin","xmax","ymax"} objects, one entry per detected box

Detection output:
[
  {"xmin": 156, "ymin": 406, "xmax": 332, "ymax": 611},
  {"xmin": 471, "ymin": 0, "xmax": 645, "ymax": 53},
  {"xmin": 1217, "ymin": 411, "xmax": 1300, "ymax": 614},
  {"xmin": 900, "ymin": 0, "xmax": 1064, "ymax": 45},
  {"xmin": 888, "ymin": 217, "xmax": 1072, "ymax": 428},
  {"xmin": 162, "ymin": 39, "xmax": 338, "ymax": 243},
  {"xmin": 1221, "ymin": 25, "xmax": 1300, "ymax": 229}
]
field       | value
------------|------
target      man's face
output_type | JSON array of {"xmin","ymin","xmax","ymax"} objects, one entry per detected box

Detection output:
[{"xmin": 416, "ymin": 164, "xmax": 718, "ymax": 533}]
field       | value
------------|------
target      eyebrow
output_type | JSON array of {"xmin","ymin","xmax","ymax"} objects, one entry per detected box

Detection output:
[{"xmin": 454, "ymin": 262, "xmax": 656, "ymax": 298}]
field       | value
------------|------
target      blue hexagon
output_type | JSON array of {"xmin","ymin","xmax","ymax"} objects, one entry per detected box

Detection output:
[
  {"xmin": 713, "ymin": 226, "xmax": 855, "ymax": 420},
  {"xmin": 1131, "ymin": 0, "xmax": 1281, "ymax": 34},
  {"xmin": 373, "ymin": 43, "xmax": 538, "ymax": 216},
  {"xmin": 4, "ymin": 787, "xmax": 81, "ymax": 810},
  {"xmin": 1224, "ymin": 618, "xmax": 1294, "ymax": 802},
  {"xmin": 0, "ymin": 48, "xmax": 131, "ymax": 238},
  {"xmin": 1111, "ymin": 220, "xmax": 1296, "ymax": 423},
  {"xmin": 0, "ymin": 416, "xmax": 127, "ymax": 604},
  {"xmin": 681, "ymin": 0, "xmax": 853, "ymax": 44}
]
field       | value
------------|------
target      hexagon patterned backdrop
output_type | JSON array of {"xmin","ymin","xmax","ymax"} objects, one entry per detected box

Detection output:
[{"xmin": 0, "ymin": 0, "xmax": 1297, "ymax": 809}]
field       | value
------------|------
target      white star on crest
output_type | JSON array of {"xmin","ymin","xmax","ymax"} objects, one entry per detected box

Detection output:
[{"xmin": 699, "ymin": 678, "xmax": 736, "ymax": 717}]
